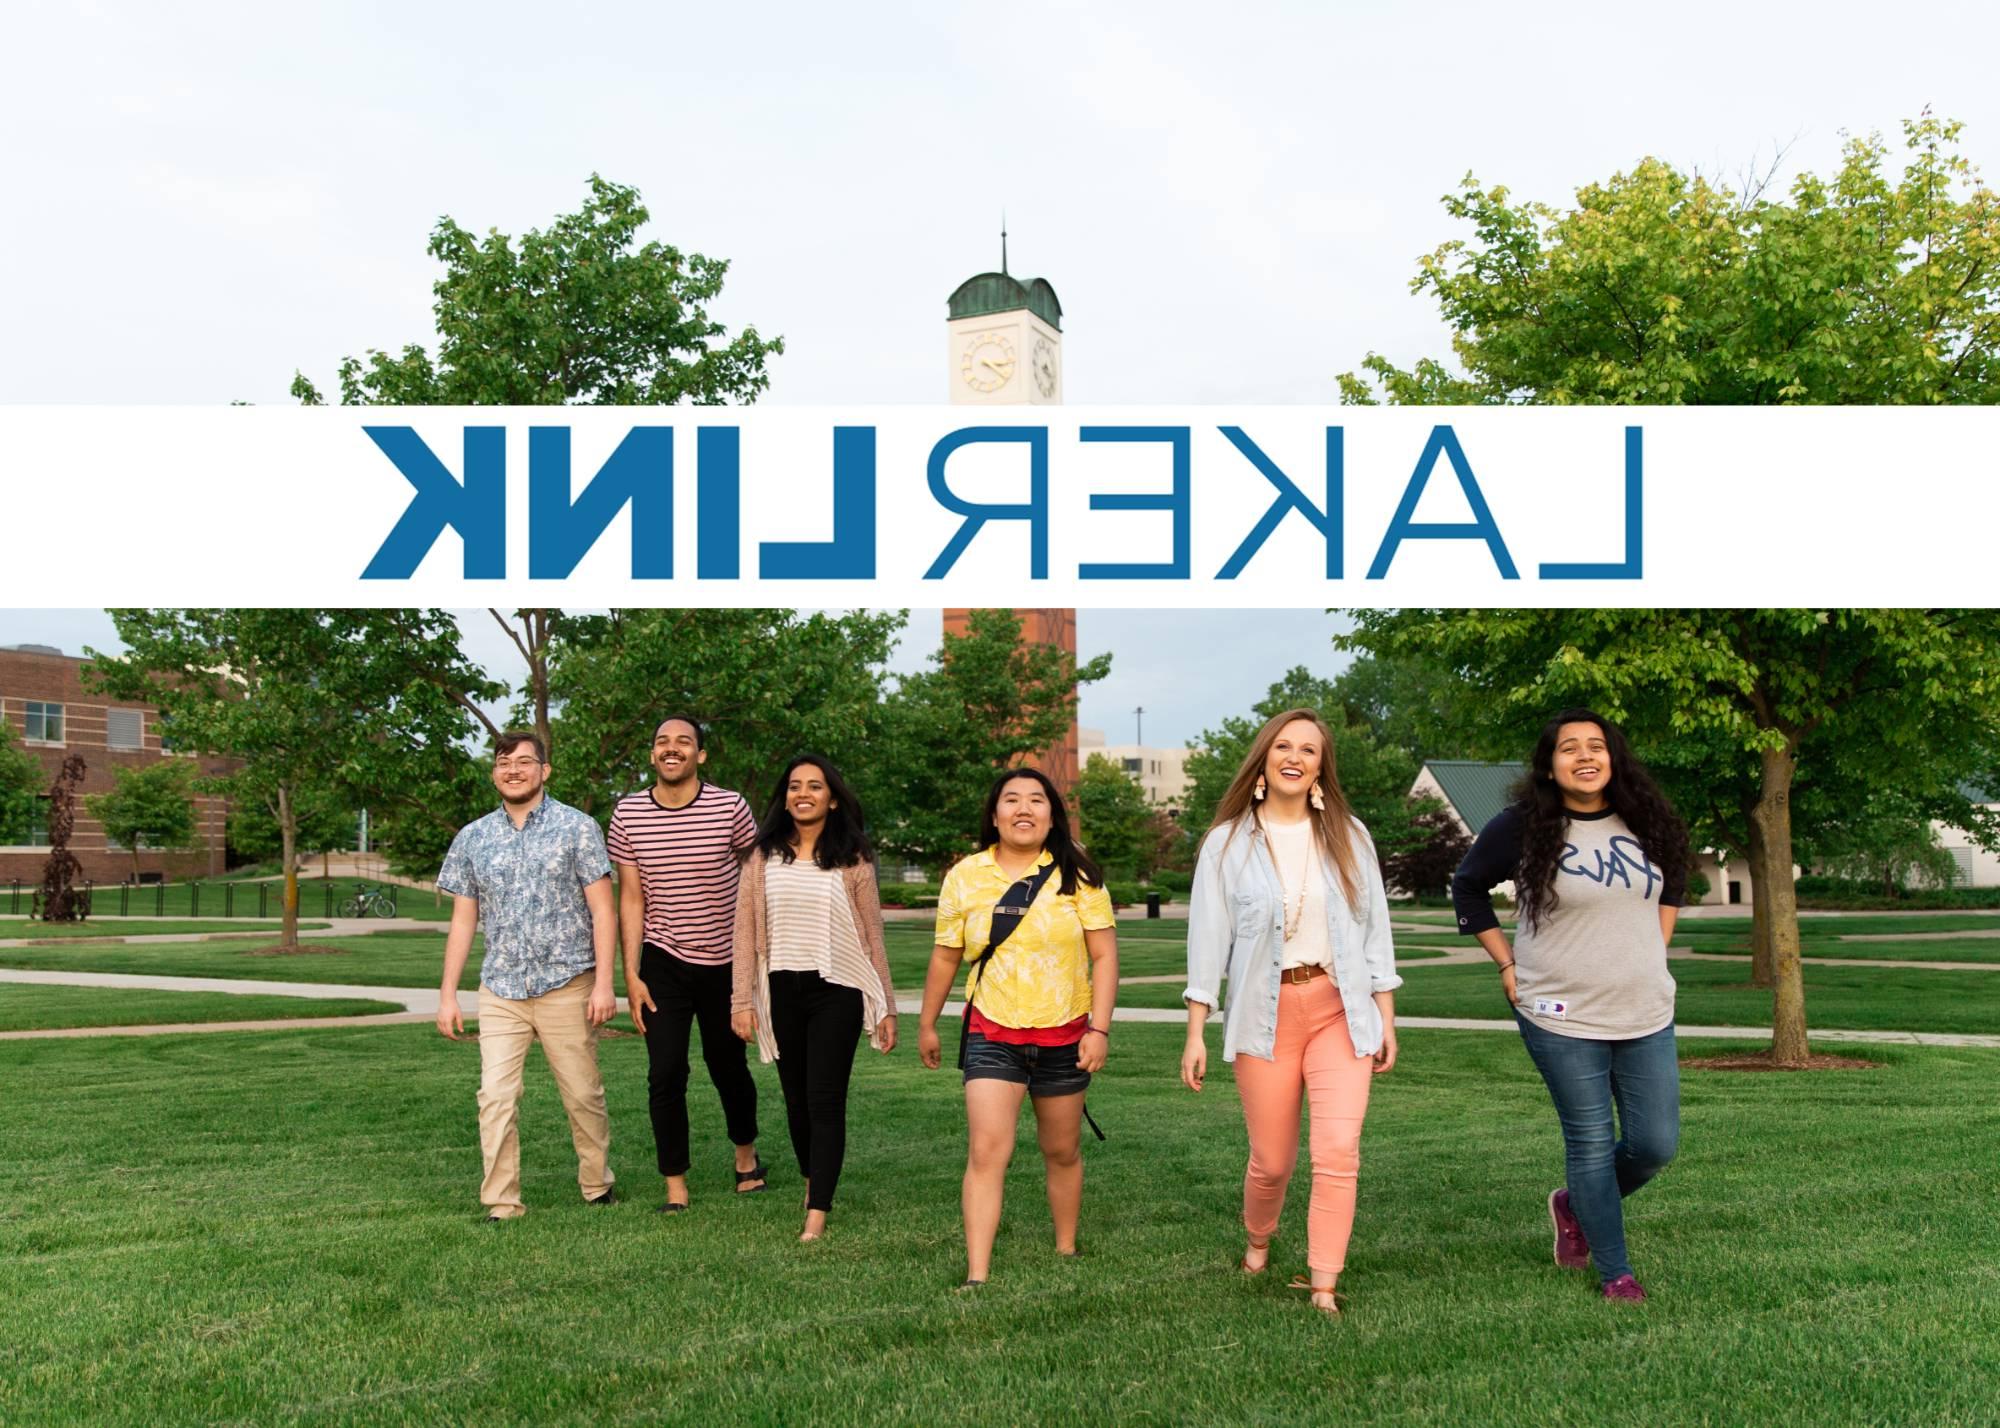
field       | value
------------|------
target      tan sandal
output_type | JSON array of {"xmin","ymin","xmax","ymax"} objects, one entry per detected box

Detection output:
[
  {"xmin": 1240, "ymin": 1236, "xmax": 1272, "ymax": 1275},
  {"xmin": 1287, "ymin": 1274, "xmax": 1341, "ymax": 1316}
]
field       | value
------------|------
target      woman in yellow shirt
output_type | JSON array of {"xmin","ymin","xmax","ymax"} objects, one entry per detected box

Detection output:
[{"xmin": 918, "ymin": 768, "xmax": 1119, "ymax": 1289}]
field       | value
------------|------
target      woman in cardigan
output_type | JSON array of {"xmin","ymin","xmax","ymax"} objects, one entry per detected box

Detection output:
[
  {"xmin": 916, "ymin": 767, "xmax": 1119, "ymax": 1289},
  {"xmin": 1450, "ymin": 709, "xmax": 1687, "ymax": 1301},
  {"xmin": 731, "ymin": 755, "xmax": 897, "ymax": 1243},
  {"xmin": 1180, "ymin": 708, "xmax": 1400, "ymax": 1318}
]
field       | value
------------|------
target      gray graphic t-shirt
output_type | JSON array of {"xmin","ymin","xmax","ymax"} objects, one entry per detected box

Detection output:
[{"xmin": 1453, "ymin": 806, "xmax": 1681, "ymax": 1040}]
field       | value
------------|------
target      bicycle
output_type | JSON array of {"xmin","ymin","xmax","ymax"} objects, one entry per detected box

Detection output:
[{"xmin": 339, "ymin": 883, "xmax": 400, "ymax": 919}]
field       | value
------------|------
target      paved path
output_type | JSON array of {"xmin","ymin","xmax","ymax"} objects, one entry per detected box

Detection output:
[{"xmin": 5, "ymin": 966, "xmax": 1998, "ymax": 1049}]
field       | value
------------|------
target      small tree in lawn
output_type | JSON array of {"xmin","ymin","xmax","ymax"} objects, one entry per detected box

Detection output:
[
  {"xmin": 1076, "ymin": 754, "xmax": 1155, "ymax": 883},
  {"xmin": 85, "ymin": 762, "xmax": 199, "ymax": 884}
]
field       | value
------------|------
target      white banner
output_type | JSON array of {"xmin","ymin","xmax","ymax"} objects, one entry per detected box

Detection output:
[{"xmin": 3, "ymin": 406, "xmax": 1992, "ymax": 605}]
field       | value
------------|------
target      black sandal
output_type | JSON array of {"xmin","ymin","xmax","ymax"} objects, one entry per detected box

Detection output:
[
  {"xmin": 656, "ymin": 1201, "xmax": 689, "ymax": 1214},
  {"xmin": 734, "ymin": 1161, "xmax": 768, "ymax": 1193}
]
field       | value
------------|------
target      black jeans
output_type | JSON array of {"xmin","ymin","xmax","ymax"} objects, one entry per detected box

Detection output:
[
  {"xmin": 767, "ymin": 969, "xmax": 863, "ymax": 1212},
  {"xmin": 639, "ymin": 944, "xmax": 759, "ymax": 1177}
]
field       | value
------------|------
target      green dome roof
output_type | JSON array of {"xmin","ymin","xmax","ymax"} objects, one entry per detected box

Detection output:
[{"xmin": 947, "ymin": 272, "xmax": 1062, "ymax": 331}]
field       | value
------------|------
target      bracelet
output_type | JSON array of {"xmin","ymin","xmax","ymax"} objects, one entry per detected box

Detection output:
[
  {"xmin": 1495, "ymin": 961, "xmax": 1515, "ymax": 973},
  {"xmin": 1083, "ymin": 1025, "xmax": 1110, "ymax": 1039}
]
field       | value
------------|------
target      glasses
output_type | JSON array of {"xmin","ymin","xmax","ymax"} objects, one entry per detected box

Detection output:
[{"xmin": 494, "ymin": 758, "xmax": 544, "ymax": 771}]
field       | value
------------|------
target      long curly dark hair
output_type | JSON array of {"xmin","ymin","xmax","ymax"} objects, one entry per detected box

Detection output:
[
  {"xmin": 976, "ymin": 766, "xmax": 1102, "ymax": 895},
  {"xmin": 755, "ymin": 754, "xmax": 873, "ymax": 869},
  {"xmin": 1513, "ymin": 708, "xmax": 1688, "ymax": 931}
]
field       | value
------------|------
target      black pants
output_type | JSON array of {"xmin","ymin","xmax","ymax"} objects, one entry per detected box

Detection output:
[
  {"xmin": 639, "ymin": 944, "xmax": 759, "ymax": 1177},
  {"xmin": 767, "ymin": 969, "xmax": 863, "ymax": 1212}
]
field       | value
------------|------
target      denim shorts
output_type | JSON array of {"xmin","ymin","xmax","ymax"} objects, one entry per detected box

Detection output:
[{"xmin": 962, "ymin": 1027, "xmax": 1091, "ymax": 1098}]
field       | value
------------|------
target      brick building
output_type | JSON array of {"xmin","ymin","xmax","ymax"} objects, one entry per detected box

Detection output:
[{"xmin": 0, "ymin": 644, "xmax": 230, "ymax": 886}]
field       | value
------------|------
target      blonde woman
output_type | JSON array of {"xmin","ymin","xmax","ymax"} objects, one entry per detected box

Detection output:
[{"xmin": 1180, "ymin": 708, "xmax": 1400, "ymax": 1317}]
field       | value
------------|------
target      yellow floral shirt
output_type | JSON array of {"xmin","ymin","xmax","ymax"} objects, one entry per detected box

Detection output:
[{"xmin": 934, "ymin": 848, "xmax": 1115, "ymax": 1029}]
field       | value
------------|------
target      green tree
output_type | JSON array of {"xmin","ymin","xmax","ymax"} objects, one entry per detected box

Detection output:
[
  {"xmin": 84, "ymin": 762, "xmax": 199, "ymax": 883},
  {"xmin": 1340, "ymin": 115, "xmax": 2000, "ymax": 407},
  {"xmin": 87, "ymin": 610, "xmax": 500, "ymax": 949},
  {"xmin": 1076, "ymin": 754, "xmax": 1154, "ymax": 881},
  {"xmin": 292, "ymin": 176, "xmax": 782, "ymax": 407},
  {"xmin": 227, "ymin": 784, "xmax": 360, "ymax": 870},
  {"xmin": 873, "ymin": 609, "xmax": 1111, "ymax": 875},
  {"xmin": 538, "ymin": 608, "xmax": 905, "ymax": 819},
  {"xmin": 1379, "ymin": 797, "xmax": 1473, "ymax": 900},
  {"xmin": 1341, "ymin": 609, "xmax": 2000, "ymax": 1066},
  {"xmin": 1332, "ymin": 653, "xmax": 1483, "ymax": 763},
  {"xmin": 0, "ymin": 721, "xmax": 40, "ymax": 844},
  {"xmin": 1181, "ymin": 666, "xmax": 1421, "ymax": 851}
]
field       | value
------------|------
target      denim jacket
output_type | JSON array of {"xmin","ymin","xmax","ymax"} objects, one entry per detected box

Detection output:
[{"xmin": 1183, "ymin": 814, "xmax": 1400, "ymax": 1062}]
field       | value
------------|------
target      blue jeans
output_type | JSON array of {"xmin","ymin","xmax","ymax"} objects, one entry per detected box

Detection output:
[{"xmin": 1515, "ymin": 1014, "xmax": 1679, "ymax": 1282}]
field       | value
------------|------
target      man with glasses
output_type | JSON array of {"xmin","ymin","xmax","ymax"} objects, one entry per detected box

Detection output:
[{"xmin": 436, "ymin": 731, "xmax": 619, "ymax": 1221}]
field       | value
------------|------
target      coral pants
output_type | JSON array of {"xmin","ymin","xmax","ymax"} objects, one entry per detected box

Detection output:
[{"xmin": 1233, "ymin": 976, "xmax": 1374, "ymax": 1275}]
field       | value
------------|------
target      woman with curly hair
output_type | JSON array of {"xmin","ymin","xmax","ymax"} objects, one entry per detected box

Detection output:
[
  {"xmin": 1451, "ymin": 708, "xmax": 1689, "ymax": 1302},
  {"xmin": 1180, "ymin": 709, "xmax": 1400, "ymax": 1319}
]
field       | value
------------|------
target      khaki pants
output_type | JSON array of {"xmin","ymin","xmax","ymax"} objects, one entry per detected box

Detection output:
[{"xmin": 476, "ymin": 972, "xmax": 614, "ymax": 1216}]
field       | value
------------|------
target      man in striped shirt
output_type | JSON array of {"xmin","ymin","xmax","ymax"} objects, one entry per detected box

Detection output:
[{"xmin": 612, "ymin": 715, "xmax": 765, "ymax": 1212}]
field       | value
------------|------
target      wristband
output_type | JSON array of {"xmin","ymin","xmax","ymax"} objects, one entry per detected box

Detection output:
[
  {"xmin": 1084, "ymin": 1025, "xmax": 1110, "ymax": 1039},
  {"xmin": 1495, "ymin": 961, "xmax": 1515, "ymax": 973}
]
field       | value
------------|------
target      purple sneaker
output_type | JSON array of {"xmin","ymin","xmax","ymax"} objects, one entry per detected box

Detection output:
[
  {"xmin": 1601, "ymin": 1274, "xmax": 1648, "ymax": 1302},
  {"xmin": 1548, "ymin": 1189, "xmax": 1590, "ymax": 1270}
]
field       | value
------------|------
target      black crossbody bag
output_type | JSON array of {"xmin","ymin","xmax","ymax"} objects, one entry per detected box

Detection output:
[{"xmin": 957, "ymin": 861, "xmax": 1106, "ymax": 1142}]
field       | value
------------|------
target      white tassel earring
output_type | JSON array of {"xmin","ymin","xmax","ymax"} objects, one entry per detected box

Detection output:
[
  {"xmin": 1253, "ymin": 775, "xmax": 1267, "ymax": 801},
  {"xmin": 1309, "ymin": 780, "xmax": 1327, "ymax": 812}
]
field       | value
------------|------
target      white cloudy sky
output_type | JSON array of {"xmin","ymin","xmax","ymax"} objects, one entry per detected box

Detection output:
[{"xmin": 4, "ymin": 2, "xmax": 1993, "ymax": 742}]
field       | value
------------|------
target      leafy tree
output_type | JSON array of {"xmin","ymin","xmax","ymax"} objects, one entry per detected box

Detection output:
[
  {"xmin": 1341, "ymin": 609, "xmax": 2000, "ymax": 1067},
  {"xmin": 538, "ymin": 609, "xmax": 904, "ymax": 819},
  {"xmin": 1339, "ymin": 115, "xmax": 2000, "ymax": 407},
  {"xmin": 1076, "ymin": 754, "xmax": 1155, "ymax": 881},
  {"xmin": 87, "ymin": 610, "xmax": 499, "ymax": 949},
  {"xmin": 0, "ymin": 721, "xmax": 40, "ymax": 843},
  {"xmin": 1181, "ymin": 666, "xmax": 1420, "ymax": 849},
  {"xmin": 1380, "ymin": 797, "xmax": 1474, "ymax": 900},
  {"xmin": 1332, "ymin": 654, "xmax": 1483, "ymax": 763},
  {"xmin": 872, "ymin": 609, "xmax": 1111, "ymax": 875},
  {"xmin": 227, "ymin": 784, "xmax": 360, "ymax": 870},
  {"xmin": 84, "ymin": 762, "xmax": 198, "ymax": 883},
  {"xmin": 292, "ymin": 175, "xmax": 782, "ymax": 407}
]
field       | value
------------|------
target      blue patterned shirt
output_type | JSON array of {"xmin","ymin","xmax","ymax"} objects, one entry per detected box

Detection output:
[{"xmin": 436, "ymin": 796, "xmax": 613, "ymax": 1000}]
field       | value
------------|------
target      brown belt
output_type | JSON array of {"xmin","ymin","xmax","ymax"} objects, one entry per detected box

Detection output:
[{"xmin": 1279, "ymin": 963, "xmax": 1328, "ymax": 985}]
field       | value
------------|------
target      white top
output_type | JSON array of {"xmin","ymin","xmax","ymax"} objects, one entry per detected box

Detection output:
[
  {"xmin": 767, "ymin": 857, "xmax": 839, "ymax": 972},
  {"xmin": 1267, "ymin": 816, "xmax": 1331, "ymax": 971}
]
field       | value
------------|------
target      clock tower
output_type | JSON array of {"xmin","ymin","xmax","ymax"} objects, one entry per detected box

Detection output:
[
  {"xmin": 945, "ymin": 229, "xmax": 1063, "ymax": 405},
  {"xmin": 944, "ymin": 229, "xmax": 1078, "ymax": 797}
]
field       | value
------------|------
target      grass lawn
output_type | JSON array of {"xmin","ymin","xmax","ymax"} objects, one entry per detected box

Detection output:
[
  {"xmin": 0, "ymin": 984, "xmax": 402, "ymax": 1031},
  {"xmin": 1, "ymin": 1022, "xmax": 1994, "ymax": 1424},
  {"xmin": 0, "ymin": 932, "xmax": 458, "ymax": 990},
  {"xmin": 0, "ymin": 919, "xmax": 330, "ymax": 940}
]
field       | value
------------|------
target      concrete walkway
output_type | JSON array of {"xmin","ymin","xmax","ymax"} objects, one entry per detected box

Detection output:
[{"xmin": 5, "ymin": 966, "xmax": 1999, "ymax": 1049}]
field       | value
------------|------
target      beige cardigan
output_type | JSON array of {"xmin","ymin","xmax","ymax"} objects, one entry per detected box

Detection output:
[{"xmin": 730, "ymin": 852, "xmax": 897, "ymax": 1063}]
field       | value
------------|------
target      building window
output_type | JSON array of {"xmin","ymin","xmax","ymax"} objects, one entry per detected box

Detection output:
[
  {"xmin": 106, "ymin": 708, "xmax": 144, "ymax": 751},
  {"xmin": 1, "ymin": 795, "xmax": 50, "ymax": 848},
  {"xmin": 1122, "ymin": 757, "xmax": 1142, "ymax": 774},
  {"xmin": 24, "ymin": 701, "xmax": 63, "ymax": 744}
]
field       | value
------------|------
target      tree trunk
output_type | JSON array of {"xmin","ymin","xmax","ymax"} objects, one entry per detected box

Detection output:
[
  {"xmin": 1745, "ymin": 815, "xmax": 1773, "ymax": 988},
  {"xmin": 279, "ymin": 783, "xmax": 299, "ymax": 950},
  {"xmin": 1748, "ymin": 744, "xmax": 1808, "ymax": 1066}
]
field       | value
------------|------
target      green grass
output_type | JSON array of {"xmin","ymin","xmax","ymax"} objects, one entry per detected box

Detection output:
[
  {"xmin": 0, "ymin": 984, "xmax": 402, "ymax": 1031},
  {"xmin": 0, "ymin": 931, "xmax": 457, "ymax": 989},
  {"xmin": 0, "ymin": 919, "xmax": 330, "ymax": 940},
  {"xmin": 1, "ymin": 1022, "xmax": 1995, "ymax": 1424}
]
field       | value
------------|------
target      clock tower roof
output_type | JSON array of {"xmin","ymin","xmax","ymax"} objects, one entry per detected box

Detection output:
[{"xmin": 947, "ymin": 271, "xmax": 1062, "ymax": 332}]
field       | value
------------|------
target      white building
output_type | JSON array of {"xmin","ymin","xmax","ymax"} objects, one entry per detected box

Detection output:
[{"xmin": 1078, "ymin": 727, "xmax": 1191, "ymax": 810}]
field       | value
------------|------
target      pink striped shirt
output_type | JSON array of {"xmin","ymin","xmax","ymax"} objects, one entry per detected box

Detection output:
[{"xmin": 607, "ymin": 783, "xmax": 758, "ymax": 965}]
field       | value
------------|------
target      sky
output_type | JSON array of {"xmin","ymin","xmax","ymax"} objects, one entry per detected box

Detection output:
[{"xmin": 4, "ymin": 3, "xmax": 1995, "ymax": 744}]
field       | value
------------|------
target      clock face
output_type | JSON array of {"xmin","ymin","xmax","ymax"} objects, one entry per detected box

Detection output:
[
  {"xmin": 1032, "ymin": 336, "xmax": 1057, "ymax": 398},
  {"xmin": 960, "ymin": 332, "xmax": 1016, "ymax": 393}
]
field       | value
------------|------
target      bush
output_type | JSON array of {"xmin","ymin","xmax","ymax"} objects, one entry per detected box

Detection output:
[
  {"xmin": 1684, "ymin": 869, "xmax": 1710, "ymax": 906},
  {"xmin": 874, "ymin": 882, "xmax": 940, "ymax": 909},
  {"xmin": 1152, "ymin": 869, "xmax": 1193, "ymax": 895}
]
